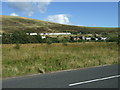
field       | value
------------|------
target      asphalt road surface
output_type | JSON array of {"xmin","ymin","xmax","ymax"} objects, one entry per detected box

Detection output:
[{"xmin": 2, "ymin": 64, "xmax": 119, "ymax": 88}]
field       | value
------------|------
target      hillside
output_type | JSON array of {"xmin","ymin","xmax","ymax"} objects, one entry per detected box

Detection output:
[{"xmin": 1, "ymin": 15, "xmax": 118, "ymax": 33}]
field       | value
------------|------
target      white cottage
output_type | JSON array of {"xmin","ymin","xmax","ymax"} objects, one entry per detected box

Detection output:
[
  {"xmin": 95, "ymin": 38, "xmax": 99, "ymax": 41},
  {"xmin": 30, "ymin": 33, "xmax": 37, "ymax": 35},
  {"xmin": 39, "ymin": 33, "xmax": 71, "ymax": 36},
  {"xmin": 41, "ymin": 36, "xmax": 46, "ymax": 39},
  {"xmin": 100, "ymin": 37, "xmax": 107, "ymax": 40},
  {"xmin": 85, "ymin": 37, "xmax": 91, "ymax": 40}
]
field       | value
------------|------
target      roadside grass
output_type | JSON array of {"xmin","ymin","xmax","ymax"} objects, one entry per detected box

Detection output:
[{"xmin": 2, "ymin": 42, "xmax": 118, "ymax": 78}]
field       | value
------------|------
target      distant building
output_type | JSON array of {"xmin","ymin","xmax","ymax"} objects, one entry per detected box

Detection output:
[
  {"xmin": 39, "ymin": 33, "xmax": 71, "ymax": 35},
  {"xmin": 30, "ymin": 33, "xmax": 37, "ymax": 35},
  {"xmin": 73, "ymin": 37, "xmax": 80, "ymax": 40},
  {"xmin": 26, "ymin": 33, "xmax": 29, "ymax": 35},
  {"xmin": 85, "ymin": 37, "xmax": 91, "ymax": 40},
  {"xmin": 95, "ymin": 38, "xmax": 99, "ymax": 41},
  {"xmin": 27, "ymin": 32, "xmax": 71, "ymax": 36},
  {"xmin": 41, "ymin": 36, "xmax": 46, "ymax": 39},
  {"xmin": 100, "ymin": 37, "xmax": 107, "ymax": 40},
  {"xmin": 82, "ymin": 36, "xmax": 85, "ymax": 40}
]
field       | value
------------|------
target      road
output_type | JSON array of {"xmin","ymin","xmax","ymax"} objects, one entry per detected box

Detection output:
[{"xmin": 2, "ymin": 64, "xmax": 119, "ymax": 88}]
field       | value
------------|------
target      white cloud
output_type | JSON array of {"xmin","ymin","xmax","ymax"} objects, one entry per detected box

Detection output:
[
  {"xmin": 6, "ymin": 0, "xmax": 52, "ymax": 16},
  {"xmin": 46, "ymin": 14, "xmax": 71, "ymax": 24},
  {"xmin": 76, "ymin": 24, "xmax": 97, "ymax": 27},
  {"xmin": 10, "ymin": 13, "xmax": 19, "ymax": 16},
  {"xmin": 77, "ymin": 25, "xmax": 85, "ymax": 26}
]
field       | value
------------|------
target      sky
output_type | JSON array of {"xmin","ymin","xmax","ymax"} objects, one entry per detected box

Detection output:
[{"xmin": 1, "ymin": 2, "xmax": 118, "ymax": 27}]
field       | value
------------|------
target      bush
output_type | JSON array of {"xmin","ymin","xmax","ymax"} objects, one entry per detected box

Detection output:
[
  {"xmin": 14, "ymin": 43, "xmax": 20, "ymax": 49},
  {"xmin": 107, "ymin": 37, "xmax": 118, "ymax": 42},
  {"xmin": 46, "ymin": 38, "xmax": 52, "ymax": 45},
  {"xmin": 11, "ymin": 31, "xmax": 29, "ymax": 44},
  {"xmin": 62, "ymin": 42, "xmax": 68, "ymax": 46}
]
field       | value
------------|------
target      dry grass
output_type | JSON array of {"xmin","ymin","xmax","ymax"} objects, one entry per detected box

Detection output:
[{"xmin": 2, "ymin": 42, "xmax": 118, "ymax": 78}]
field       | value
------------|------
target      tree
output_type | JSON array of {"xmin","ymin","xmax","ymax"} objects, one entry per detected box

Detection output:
[
  {"xmin": 11, "ymin": 31, "xmax": 29, "ymax": 44},
  {"xmin": 34, "ymin": 35, "xmax": 42, "ymax": 43},
  {"xmin": 2, "ymin": 33, "xmax": 12, "ymax": 44}
]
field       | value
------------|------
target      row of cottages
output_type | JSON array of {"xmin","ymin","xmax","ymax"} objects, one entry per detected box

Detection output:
[
  {"xmin": 72, "ymin": 36, "xmax": 107, "ymax": 41},
  {"xmin": 26, "ymin": 33, "xmax": 71, "ymax": 36}
]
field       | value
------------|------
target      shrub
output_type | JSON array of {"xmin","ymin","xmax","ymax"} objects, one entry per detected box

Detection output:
[
  {"xmin": 46, "ymin": 38, "xmax": 52, "ymax": 45},
  {"xmin": 62, "ymin": 42, "xmax": 68, "ymax": 46},
  {"xmin": 14, "ymin": 43, "xmax": 20, "ymax": 49}
]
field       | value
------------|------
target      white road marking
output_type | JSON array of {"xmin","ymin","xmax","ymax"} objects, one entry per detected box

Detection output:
[{"xmin": 69, "ymin": 75, "xmax": 120, "ymax": 87}]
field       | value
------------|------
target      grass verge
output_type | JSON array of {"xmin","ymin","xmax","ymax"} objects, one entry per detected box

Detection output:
[{"xmin": 2, "ymin": 42, "xmax": 118, "ymax": 78}]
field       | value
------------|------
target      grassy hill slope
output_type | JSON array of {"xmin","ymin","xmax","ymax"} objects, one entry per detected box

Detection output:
[{"xmin": 1, "ymin": 15, "xmax": 118, "ymax": 33}]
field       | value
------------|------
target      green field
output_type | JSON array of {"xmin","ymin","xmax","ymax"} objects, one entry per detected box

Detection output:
[{"xmin": 2, "ymin": 42, "xmax": 118, "ymax": 78}]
